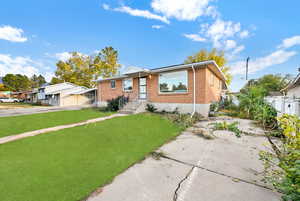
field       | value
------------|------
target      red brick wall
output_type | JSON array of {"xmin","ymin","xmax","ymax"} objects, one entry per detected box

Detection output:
[
  {"xmin": 204, "ymin": 67, "xmax": 223, "ymax": 103},
  {"xmin": 98, "ymin": 78, "xmax": 139, "ymax": 102},
  {"xmin": 147, "ymin": 68, "xmax": 207, "ymax": 104},
  {"xmin": 97, "ymin": 65, "xmax": 224, "ymax": 104}
]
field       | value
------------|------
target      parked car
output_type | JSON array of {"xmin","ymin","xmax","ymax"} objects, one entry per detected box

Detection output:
[{"xmin": 0, "ymin": 97, "xmax": 20, "ymax": 103}]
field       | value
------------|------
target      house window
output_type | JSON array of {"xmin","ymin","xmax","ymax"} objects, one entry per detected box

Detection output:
[
  {"xmin": 110, "ymin": 80, "xmax": 116, "ymax": 89},
  {"xmin": 123, "ymin": 78, "xmax": 133, "ymax": 91},
  {"xmin": 159, "ymin": 71, "xmax": 188, "ymax": 93}
]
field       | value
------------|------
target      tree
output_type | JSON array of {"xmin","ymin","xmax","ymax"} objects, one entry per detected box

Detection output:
[
  {"xmin": 51, "ymin": 47, "xmax": 120, "ymax": 87},
  {"xmin": 2, "ymin": 74, "xmax": 31, "ymax": 91},
  {"xmin": 93, "ymin": 46, "xmax": 121, "ymax": 78},
  {"xmin": 185, "ymin": 48, "xmax": 232, "ymax": 85},
  {"xmin": 0, "ymin": 84, "xmax": 8, "ymax": 91},
  {"xmin": 241, "ymin": 74, "xmax": 291, "ymax": 95},
  {"xmin": 31, "ymin": 74, "xmax": 46, "ymax": 88}
]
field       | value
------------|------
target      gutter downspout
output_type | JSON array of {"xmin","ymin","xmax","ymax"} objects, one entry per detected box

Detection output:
[{"xmin": 191, "ymin": 65, "xmax": 196, "ymax": 117}]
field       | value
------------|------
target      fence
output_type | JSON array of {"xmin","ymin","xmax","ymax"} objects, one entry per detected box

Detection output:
[{"xmin": 265, "ymin": 96, "xmax": 300, "ymax": 117}]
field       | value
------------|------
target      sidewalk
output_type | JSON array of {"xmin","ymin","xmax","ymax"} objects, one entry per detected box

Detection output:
[
  {"xmin": 0, "ymin": 113, "xmax": 127, "ymax": 144},
  {"xmin": 86, "ymin": 117, "xmax": 281, "ymax": 201},
  {"xmin": 0, "ymin": 105, "xmax": 92, "ymax": 117}
]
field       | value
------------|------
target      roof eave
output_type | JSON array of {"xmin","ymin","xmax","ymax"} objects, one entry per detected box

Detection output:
[
  {"xmin": 281, "ymin": 73, "xmax": 300, "ymax": 92},
  {"xmin": 96, "ymin": 61, "xmax": 228, "ymax": 88}
]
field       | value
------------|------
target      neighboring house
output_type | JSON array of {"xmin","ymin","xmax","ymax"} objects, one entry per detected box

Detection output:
[
  {"xmin": 29, "ymin": 88, "xmax": 38, "ymax": 103},
  {"xmin": 0, "ymin": 91, "xmax": 11, "ymax": 98},
  {"xmin": 97, "ymin": 61, "xmax": 227, "ymax": 117},
  {"xmin": 266, "ymin": 70, "xmax": 300, "ymax": 116},
  {"xmin": 11, "ymin": 91, "xmax": 32, "ymax": 101},
  {"xmin": 282, "ymin": 70, "xmax": 300, "ymax": 98},
  {"xmin": 30, "ymin": 82, "xmax": 96, "ymax": 106}
]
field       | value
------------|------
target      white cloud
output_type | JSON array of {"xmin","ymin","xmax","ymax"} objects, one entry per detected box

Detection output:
[
  {"xmin": 55, "ymin": 52, "xmax": 72, "ymax": 61},
  {"xmin": 230, "ymin": 49, "xmax": 297, "ymax": 75},
  {"xmin": 183, "ymin": 33, "xmax": 206, "ymax": 42},
  {"xmin": 44, "ymin": 72, "xmax": 55, "ymax": 82},
  {"xmin": 0, "ymin": 54, "xmax": 39, "ymax": 77},
  {"xmin": 232, "ymin": 45, "xmax": 245, "ymax": 55},
  {"xmin": 0, "ymin": 54, "xmax": 55, "ymax": 82},
  {"xmin": 151, "ymin": 0, "xmax": 213, "ymax": 21},
  {"xmin": 0, "ymin": 25, "xmax": 27, "ymax": 42},
  {"xmin": 114, "ymin": 6, "xmax": 170, "ymax": 24},
  {"xmin": 205, "ymin": 6, "xmax": 219, "ymax": 19},
  {"xmin": 239, "ymin": 30, "xmax": 249, "ymax": 39},
  {"xmin": 278, "ymin": 35, "xmax": 300, "ymax": 49},
  {"xmin": 102, "ymin": 3, "xmax": 110, "ymax": 10},
  {"xmin": 202, "ymin": 19, "xmax": 243, "ymax": 48},
  {"xmin": 152, "ymin": 25, "xmax": 164, "ymax": 29},
  {"xmin": 225, "ymin": 40, "xmax": 237, "ymax": 50},
  {"xmin": 183, "ymin": 18, "xmax": 249, "ymax": 57}
]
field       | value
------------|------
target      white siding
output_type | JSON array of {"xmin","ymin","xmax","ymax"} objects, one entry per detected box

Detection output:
[
  {"xmin": 265, "ymin": 96, "xmax": 300, "ymax": 117},
  {"xmin": 287, "ymin": 85, "xmax": 300, "ymax": 98}
]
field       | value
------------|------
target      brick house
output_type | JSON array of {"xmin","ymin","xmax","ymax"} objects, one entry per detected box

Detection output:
[{"xmin": 96, "ymin": 61, "xmax": 227, "ymax": 117}]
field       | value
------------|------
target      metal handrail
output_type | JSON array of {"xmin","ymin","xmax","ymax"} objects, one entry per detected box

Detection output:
[{"xmin": 118, "ymin": 95, "xmax": 129, "ymax": 110}]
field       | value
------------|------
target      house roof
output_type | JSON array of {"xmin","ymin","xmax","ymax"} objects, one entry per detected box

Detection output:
[
  {"xmin": 32, "ymin": 82, "xmax": 92, "ymax": 96},
  {"xmin": 11, "ymin": 91, "xmax": 32, "ymax": 95},
  {"xmin": 45, "ymin": 86, "xmax": 89, "ymax": 95},
  {"xmin": 97, "ymin": 60, "xmax": 227, "ymax": 88},
  {"xmin": 123, "ymin": 66, "xmax": 150, "ymax": 75},
  {"xmin": 70, "ymin": 88, "xmax": 96, "ymax": 95},
  {"xmin": 282, "ymin": 72, "xmax": 300, "ymax": 92}
]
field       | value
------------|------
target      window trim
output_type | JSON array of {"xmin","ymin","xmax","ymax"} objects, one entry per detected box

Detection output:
[
  {"xmin": 123, "ymin": 78, "xmax": 133, "ymax": 92},
  {"xmin": 110, "ymin": 80, "xmax": 116, "ymax": 89},
  {"xmin": 158, "ymin": 70, "xmax": 189, "ymax": 94}
]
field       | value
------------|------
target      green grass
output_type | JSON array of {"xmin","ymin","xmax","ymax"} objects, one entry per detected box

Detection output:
[
  {"xmin": 0, "ymin": 113, "xmax": 181, "ymax": 201},
  {"xmin": 0, "ymin": 109, "xmax": 113, "ymax": 137}
]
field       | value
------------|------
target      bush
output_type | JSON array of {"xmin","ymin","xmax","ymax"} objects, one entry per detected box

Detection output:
[
  {"xmin": 163, "ymin": 112, "xmax": 203, "ymax": 129},
  {"xmin": 145, "ymin": 104, "xmax": 157, "ymax": 113},
  {"xmin": 106, "ymin": 95, "xmax": 128, "ymax": 111},
  {"xmin": 219, "ymin": 96, "xmax": 237, "ymax": 110},
  {"xmin": 277, "ymin": 115, "xmax": 300, "ymax": 201},
  {"xmin": 260, "ymin": 114, "xmax": 300, "ymax": 201},
  {"xmin": 237, "ymin": 86, "xmax": 277, "ymax": 129},
  {"xmin": 211, "ymin": 121, "xmax": 241, "ymax": 137},
  {"xmin": 209, "ymin": 102, "xmax": 219, "ymax": 112}
]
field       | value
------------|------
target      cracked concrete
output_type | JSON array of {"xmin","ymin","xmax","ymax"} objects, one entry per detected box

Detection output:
[{"xmin": 86, "ymin": 117, "xmax": 281, "ymax": 201}]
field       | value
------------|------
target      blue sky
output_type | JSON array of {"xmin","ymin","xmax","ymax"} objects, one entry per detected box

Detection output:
[{"xmin": 0, "ymin": 0, "xmax": 299, "ymax": 91}]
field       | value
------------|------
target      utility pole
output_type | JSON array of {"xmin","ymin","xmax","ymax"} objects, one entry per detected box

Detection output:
[{"xmin": 246, "ymin": 57, "xmax": 250, "ymax": 80}]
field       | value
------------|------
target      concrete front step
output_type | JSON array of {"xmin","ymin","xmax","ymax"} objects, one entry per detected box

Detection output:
[{"xmin": 119, "ymin": 101, "xmax": 147, "ymax": 114}]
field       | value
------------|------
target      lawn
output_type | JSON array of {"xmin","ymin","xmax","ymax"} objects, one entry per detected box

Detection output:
[
  {"xmin": 0, "ymin": 108, "xmax": 113, "ymax": 137},
  {"xmin": 0, "ymin": 113, "xmax": 181, "ymax": 201}
]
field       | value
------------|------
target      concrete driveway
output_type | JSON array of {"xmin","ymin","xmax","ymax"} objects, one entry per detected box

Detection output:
[
  {"xmin": 87, "ymin": 117, "xmax": 281, "ymax": 201},
  {"xmin": 0, "ymin": 105, "xmax": 92, "ymax": 117}
]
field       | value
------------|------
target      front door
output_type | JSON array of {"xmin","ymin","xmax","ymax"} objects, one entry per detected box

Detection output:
[{"xmin": 139, "ymin": 77, "xmax": 147, "ymax": 99}]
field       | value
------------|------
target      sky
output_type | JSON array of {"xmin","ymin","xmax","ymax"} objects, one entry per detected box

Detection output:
[{"xmin": 0, "ymin": 0, "xmax": 300, "ymax": 91}]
